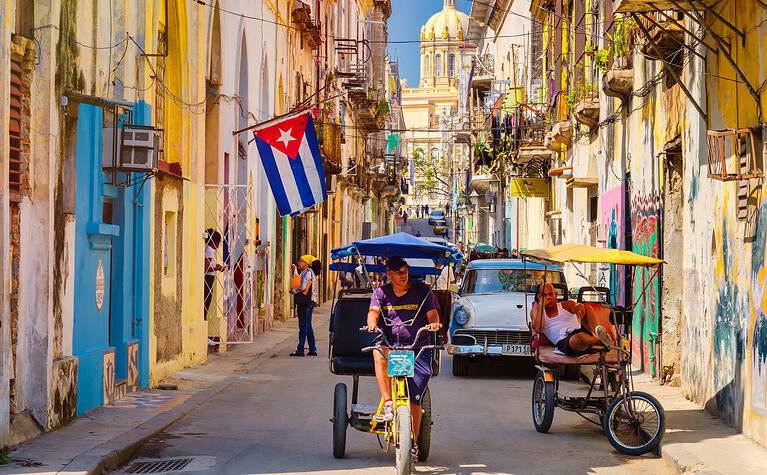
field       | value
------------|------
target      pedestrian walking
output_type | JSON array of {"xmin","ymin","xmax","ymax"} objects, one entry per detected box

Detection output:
[
  {"xmin": 424, "ymin": 203, "xmax": 430, "ymax": 217},
  {"xmin": 290, "ymin": 255, "xmax": 318, "ymax": 357},
  {"xmin": 445, "ymin": 203, "xmax": 451, "ymax": 215},
  {"xmin": 403, "ymin": 210, "xmax": 408, "ymax": 224},
  {"xmin": 204, "ymin": 229, "xmax": 226, "ymax": 321}
]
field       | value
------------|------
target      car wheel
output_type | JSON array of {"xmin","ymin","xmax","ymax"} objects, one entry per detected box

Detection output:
[{"xmin": 452, "ymin": 356, "xmax": 469, "ymax": 377}]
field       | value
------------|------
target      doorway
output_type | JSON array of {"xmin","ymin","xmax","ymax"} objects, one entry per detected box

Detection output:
[{"xmin": 661, "ymin": 141, "xmax": 684, "ymax": 384}]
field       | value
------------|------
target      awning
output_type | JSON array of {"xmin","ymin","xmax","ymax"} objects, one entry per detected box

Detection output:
[{"xmin": 522, "ymin": 244, "xmax": 665, "ymax": 267}]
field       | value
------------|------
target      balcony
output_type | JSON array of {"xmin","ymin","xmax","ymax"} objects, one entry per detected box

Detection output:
[
  {"xmin": 637, "ymin": 11, "xmax": 685, "ymax": 61},
  {"xmin": 513, "ymin": 104, "xmax": 551, "ymax": 163},
  {"xmin": 469, "ymin": 173, "xmax": 493, "ymax": 193},
  {"xmin": 574, "ymin": 97, "xmax": 600, "ymax": 129},
  {"xmin": 472, "ymin": 54, "xmax": 495, "ymax": 91},
  {"xmin": 613, "ymin": 0, "xmax": 719, "ymax": 13},
  {"xmin": 602, "ymin": 68, "xmax": 634, "ymax": 101},
  {"xmin": 319, "ymin": 122, "xmax": 342, "ymax": 169},
  {"xmin": 545, "ymin": 121, "xmax": 572, "ymax": 152},
  {"xmin": 292, "ymin": 1, "xmax": 321, "ymax": 49}
]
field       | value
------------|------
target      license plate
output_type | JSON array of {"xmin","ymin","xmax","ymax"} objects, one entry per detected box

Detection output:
[
  {"xmin": 501, "ymin": 344, "xmax": 531, "ymax": 355},
  {"xmin": 388, "ymin": 350, "xmax": 415, "ymax": 377}
]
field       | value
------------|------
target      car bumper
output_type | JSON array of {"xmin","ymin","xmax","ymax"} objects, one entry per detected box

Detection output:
[{"xmin": 446, "ymin": 344, "xmax": 532, "ymax": 357}]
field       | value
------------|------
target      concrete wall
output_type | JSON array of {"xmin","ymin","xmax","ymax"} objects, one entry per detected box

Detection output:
[{"xmin": 678, "ymin": 2, "xmax": 767, "ymax": 447}]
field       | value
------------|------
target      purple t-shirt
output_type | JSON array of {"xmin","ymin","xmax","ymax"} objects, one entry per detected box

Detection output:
[{"xmin": 369, "ymin": 282, "xmax": 439, "ymax": 347}]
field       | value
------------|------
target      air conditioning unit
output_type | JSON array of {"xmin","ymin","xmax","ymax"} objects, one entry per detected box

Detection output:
[{"xmin": 102, "ymin": 126, "xmax": 159, "ymax": 172}]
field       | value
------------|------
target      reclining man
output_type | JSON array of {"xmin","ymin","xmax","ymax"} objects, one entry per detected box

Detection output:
[
  {"xmin": 531, "ymin": 282, "xmax": 615, "ymax": 355},
  {"xmin": 366, "ymin": 256, "xmax": 442, "ymax": 459}
]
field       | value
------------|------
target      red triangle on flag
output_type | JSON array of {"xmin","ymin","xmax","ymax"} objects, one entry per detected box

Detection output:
[{"xmin": 253, "ymin": 112, "xmax": 309, "ymax": 159}]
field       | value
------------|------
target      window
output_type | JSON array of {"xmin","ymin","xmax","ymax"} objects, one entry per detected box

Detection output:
[
  {"xmin": 163, "ymin": 211, "xmax": 177, "ymax": 277},
  {"xmin": 448, "ymin": 53, "xmax": 456, "ymax": 77},
  {"xmin": 462, "ymin": 269, "xmax": 565, "ymax": 295},
  {"xmin": 424, "ymin": 55, "xmax": 430, "ymax": 78},
  {"xmin": 435, "ymin": 54, "xmax": 442, "ymax": 77}
]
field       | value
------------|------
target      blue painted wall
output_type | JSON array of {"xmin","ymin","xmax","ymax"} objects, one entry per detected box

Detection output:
[{"xmin": 72, "ymin": 102, "xmax": 152, "ymax": 415}]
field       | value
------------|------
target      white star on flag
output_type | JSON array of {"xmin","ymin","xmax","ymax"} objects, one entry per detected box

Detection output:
[{"xmin": 276, "ymin": 128, "xmax": 295, "ymax": 147}]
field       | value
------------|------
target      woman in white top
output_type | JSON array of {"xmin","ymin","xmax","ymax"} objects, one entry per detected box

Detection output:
[
  {"xmin": 204, "ymin": 229, "xmax": 226, "ymax": 320},
  {"xmin": 531, "ymin": 283, "xmax": 614, "ymax": 355}
]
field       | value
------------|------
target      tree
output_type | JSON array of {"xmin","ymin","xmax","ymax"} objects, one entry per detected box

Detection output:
[{"xmin": 411, "ymin": 147, "xmax": 453, "ymax": 201}]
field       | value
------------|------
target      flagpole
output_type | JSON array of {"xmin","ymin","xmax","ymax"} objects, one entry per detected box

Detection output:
[{"xmin": 232, "ymin": 109, "xmax": 309, "ymax": 136}]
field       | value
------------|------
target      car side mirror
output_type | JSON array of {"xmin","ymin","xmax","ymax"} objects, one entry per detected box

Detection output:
[{"xmin": 449, "ymin": 284, "xmax": 460, "ymax": 294}]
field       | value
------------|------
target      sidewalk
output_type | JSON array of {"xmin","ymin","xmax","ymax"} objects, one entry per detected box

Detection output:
[
  {"xmin": 632, "ymin": 374, "xmax": 767, "ymax": 474},
  {"xmin": 0, "ymin": 307, "xmax": 330, "ymax": 475}
]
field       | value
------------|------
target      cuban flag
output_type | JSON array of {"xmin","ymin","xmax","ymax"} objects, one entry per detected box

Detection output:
[{"xmin": 253, "ymin": 111, "xmax": 327, "ymax": 216}]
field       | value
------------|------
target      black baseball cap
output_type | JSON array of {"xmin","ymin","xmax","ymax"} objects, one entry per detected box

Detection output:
[{"xmin": 385, "ymin": 256, "xmax": 409, "ymax": 271}]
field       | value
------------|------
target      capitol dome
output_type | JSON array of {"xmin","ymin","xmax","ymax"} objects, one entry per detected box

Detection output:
[{"xmin": 421, "ymin": 0, "xmax": 468, "ymax": 42}]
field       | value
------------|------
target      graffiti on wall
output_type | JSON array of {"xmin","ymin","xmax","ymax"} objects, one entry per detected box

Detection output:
[
  {"xmin": 712, "ymin": 221, "xmax": 748, "ymax": 427},
  {"xmin": 750, "ymin": 202, "xmax": 767, "ymax": 416},
  {"xmin": 631, "ymin": 193, "xmax": 661, "ymax": 375},
  {"xmin": 599, "ymin": 185, "xmax": 626, "ymax": 306}
]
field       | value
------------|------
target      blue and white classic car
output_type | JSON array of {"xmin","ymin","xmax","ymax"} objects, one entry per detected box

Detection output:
[{"xmin": 448, "ymin": 259, "xmax": 566, "ymax": 376}]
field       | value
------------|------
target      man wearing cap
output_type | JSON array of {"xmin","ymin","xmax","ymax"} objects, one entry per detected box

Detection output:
[
  {"xmin": 290, "ymin": 255, "xmax": 318, "ymax": 357},
  {"xmin": 365, "ymin": 256, "xmax": 442, "ymax": 458}
]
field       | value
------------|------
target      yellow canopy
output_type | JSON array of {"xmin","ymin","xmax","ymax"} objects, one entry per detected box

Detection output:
[{"xmin": 522, "ymin": 243, "xmax": 665, "ymax": 267}]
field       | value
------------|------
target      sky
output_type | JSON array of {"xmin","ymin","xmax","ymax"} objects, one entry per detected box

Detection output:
[{"xmin": 387, "ymin": 0, "xmax": 472, "ymax": 87}]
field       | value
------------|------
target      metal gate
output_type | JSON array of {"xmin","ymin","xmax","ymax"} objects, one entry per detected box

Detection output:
[{"xmin": 204, "ymin": 184, "xmax": 254, "ymax": 344}]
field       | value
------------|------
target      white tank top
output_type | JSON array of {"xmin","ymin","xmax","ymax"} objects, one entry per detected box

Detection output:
[{"xmin": 543, "ymin": 303, "xmax": 581, "ymax": 344}]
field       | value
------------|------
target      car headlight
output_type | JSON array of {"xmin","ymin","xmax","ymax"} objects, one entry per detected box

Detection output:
[{"xmin": 453, "ymin": 306, "xmax": 469, "ymax": 325}]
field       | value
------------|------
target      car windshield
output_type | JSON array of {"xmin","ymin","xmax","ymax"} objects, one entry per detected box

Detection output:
[
  {"xmin": 430, "ymin": 211, "xmax": 444, "ymax": 217},
  {"xmin": 461, "ymin": 269, "xmax": 564, "ymax": 294}
]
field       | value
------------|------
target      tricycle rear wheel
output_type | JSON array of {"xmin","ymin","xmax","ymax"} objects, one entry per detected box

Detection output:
[
  {"xmin": 532, "ymin": 371, "xmax": 555, "ymax": 433},
  {"xmin": 603, "ymin": 391, "xmax": 665, "ymax": 456},
  {"xmin": 332, "ymin": 383, "xmax": 348, "ymax": 458},
  {"xmin": 417, "ymin": 387, "xmax": 432, "ymax": 462}
]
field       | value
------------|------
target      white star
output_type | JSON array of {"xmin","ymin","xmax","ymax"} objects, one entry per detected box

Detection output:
[{"xmin": 276, "ymin": 128, "xmax": 295, "ymax": 147}]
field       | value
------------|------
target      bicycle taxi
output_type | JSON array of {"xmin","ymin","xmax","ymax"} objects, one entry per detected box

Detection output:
[
  {"xmin": 521, "ymin": 244, "xmax": 666, "ymax": 456},
  {"xmin": 327, "ymin": 232, "xmax": 461, "ymax": 473}
]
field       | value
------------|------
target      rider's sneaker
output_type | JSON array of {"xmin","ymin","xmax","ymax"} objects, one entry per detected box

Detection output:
[
  {"xmin": 373, "ymin": 400, "xmax": 394, "ymax": 422},
  {"xmin": 595, "ymin": 325, "xmax": 613, "ymax": 347}
]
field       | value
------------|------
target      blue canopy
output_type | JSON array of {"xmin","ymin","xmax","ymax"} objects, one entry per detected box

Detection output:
[
  {"xmin": 328, "ymin": 262, "xmax": 442, "ymax": 276},
  {"xmin": 331, "ymin": 232, "xmax": 458, "ymax": 263}
]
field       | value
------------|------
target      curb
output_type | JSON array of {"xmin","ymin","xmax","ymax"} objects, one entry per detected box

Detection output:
[
  {"xmin": 78, "ymin": 381, "xmax": 232, "ymax": 475},
  {"xmin": 63, "ymin": 313, "xmax": 312, "ymax": 474}
]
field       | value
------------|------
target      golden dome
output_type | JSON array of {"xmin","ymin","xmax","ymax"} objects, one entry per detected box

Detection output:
[{"xmin": 422, "ymin": 0, "xmax": 468, "ymax": 43}]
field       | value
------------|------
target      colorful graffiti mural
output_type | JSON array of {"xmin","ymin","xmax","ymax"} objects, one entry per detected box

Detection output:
[
  {"xmin": 712, "ymin": 222, "xmax": 748, "ymax": 427},
  {"xmin": 750, "ymin": 202, "xmax": 767, "ymax": 418},
  {"xmin": 631, "ymin": 193, "xmax": 661, "ymax": 375},
  {"xmin": 599, "ymin": 185, "xmax": 626, "ymax": 306}
]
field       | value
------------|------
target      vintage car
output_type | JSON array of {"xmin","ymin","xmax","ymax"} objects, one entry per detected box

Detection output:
[
  {"xmin": 432, "ymin": 219, "xmax": 448, "ymax": 236},
  {"xmin": 447, "ymin": 259, "xmax": 566, "ymax": 376},
  {"xmin": 427, "ymin": 210, "xmax": 446, "ymax": 225}
]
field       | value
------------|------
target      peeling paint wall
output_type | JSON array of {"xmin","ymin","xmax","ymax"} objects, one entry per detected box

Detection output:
[{"xmin": 0, "ymin": 0, "xmax": 15, "ymax": 447}]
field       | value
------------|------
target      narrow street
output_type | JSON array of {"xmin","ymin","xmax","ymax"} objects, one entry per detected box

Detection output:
[{"xmin": 113, "ymin": 314, "xmax": 670, "ymax": 475}]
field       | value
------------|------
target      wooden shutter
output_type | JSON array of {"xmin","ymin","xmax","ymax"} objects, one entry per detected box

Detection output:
[{"xmin": 9, "ymin": 53, "xmax": 23, "ymax": 193}]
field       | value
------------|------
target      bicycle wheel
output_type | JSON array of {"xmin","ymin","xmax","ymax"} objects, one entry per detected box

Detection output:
[
  {"xmin": 332, "ymin": 383, "xmax": 348, "ymax": 458},
  {"xmin": 532, "ymin": 371, "xmax": 555, "ymax": 433},
  {"xmin": 603, "ymin": 391, "xmax": 665, "ymax": 456},
  {"xmin": 395, "ymin": 405, "xmax": 412, "ymax": 475},
  {"xmin": 417, "ymin": 388, "xmax": 432, "ymax": 462}
]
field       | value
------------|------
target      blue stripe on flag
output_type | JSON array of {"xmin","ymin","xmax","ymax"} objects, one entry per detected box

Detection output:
[
  {"xmin": 255, "ymin": 136, "xmax": 292, "ymax": 216},
  {"xmin": 287, "ymin": 151, "xmax": 315, "ymax": 209},
  {"xmin": 304, "ymin": 117, "xmax": 328, "ymax": 200}
]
